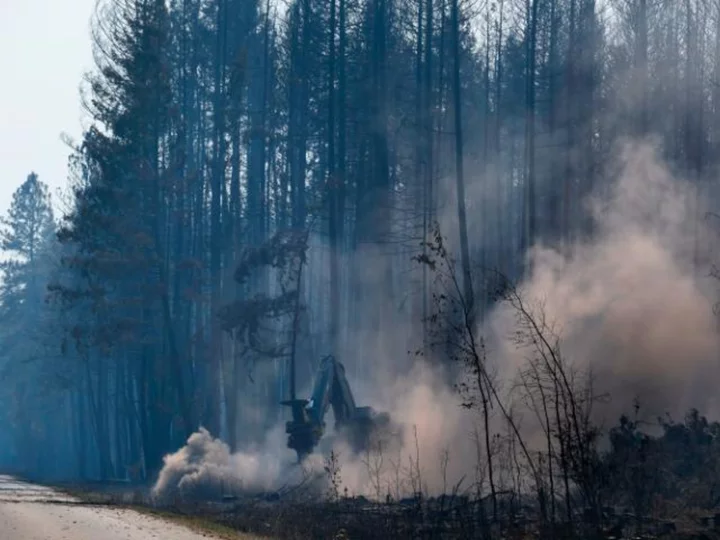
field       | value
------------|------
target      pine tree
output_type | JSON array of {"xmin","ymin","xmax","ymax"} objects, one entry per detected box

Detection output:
[
  {"xmin": 0, "ymin": 172, "xmax": 57, "ymax": 474},
  {"xmin": 55, "ymin": 0, "xmax": 188, "ymax": 478}
]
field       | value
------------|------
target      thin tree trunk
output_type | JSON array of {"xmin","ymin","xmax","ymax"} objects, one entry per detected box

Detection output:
[
  {"xmin": 328, "ymin": 0, "xmax": 340, "ymax": 354},
  {"xmin": 522, "ymin": 0, "xmax": 539, "ymax": 260},
  {"xmin": 337, "ymin": 0, "xmax": 347, "ymax": 347},
  {"xmin": 423, "ymin": 0, "xmax": 434, "ymax": 353},
  {"xmin": 450, "ymin": 0, "xmax": 473, "ymax": 314}
]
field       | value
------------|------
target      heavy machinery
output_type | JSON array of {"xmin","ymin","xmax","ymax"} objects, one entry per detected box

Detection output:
[{"xmin": 281, "ymin": 355, "xmax": 398, "ymax": 461}]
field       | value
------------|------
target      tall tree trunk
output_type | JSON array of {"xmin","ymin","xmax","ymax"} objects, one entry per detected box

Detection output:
[
  {"xmin": 328, "ymin": 0, "xmax": 340, "ymax": 355},
  {"xmin": 207, "ymin": 0, "xmax": 228, "ymax": 438},
  {"xmin": 522, "ymin": 0, "xmax": 539, "ymax": 260},
  {"xmin": 450, "ymin": 0, "xmax": 473, "ymax": 314},
  {"xmin": 422, "ymin": 0, "xmax": 434, "ymax": 352},
  {"xmin": 414, "ymin": 0, "xmax": 425, "ymax": 339},
  {"xmin": 494, "ymin": 0, "xmax": 505, "ymax": 276},
  {"xmin": 337, "ymin": 0, "xmax": 347, "ymax": 348},
  {"xmin": 636, "ymin": 0, "xmax": 649, "ymax": 136},
  {"xmin": 563, "ymin": 0, "xmax": 577, "ymax": 247},
  {"xmin": 547, "ymin": 0, "xmax": 559, "ymax": 240},
  {"xmin": 371, "ymin": 0, "xmax": 391, "ymax": 358}
]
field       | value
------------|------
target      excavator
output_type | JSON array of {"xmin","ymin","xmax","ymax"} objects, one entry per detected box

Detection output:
[{"xmin": 281, "ymin": 355, "xmax": 399, "ymax": 461}]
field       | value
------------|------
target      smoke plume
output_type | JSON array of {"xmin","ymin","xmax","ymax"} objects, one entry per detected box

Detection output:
[
  {"xmin": 488, "ymin": 141, "xmax": 720, "ymax": 422},
  {"xmin": 153, "ymin": 141, "xmax": 720, "ymax": 502},
  {"xmin": 152, "ymin": 425, "xmax": 312, "ymax": 502}
]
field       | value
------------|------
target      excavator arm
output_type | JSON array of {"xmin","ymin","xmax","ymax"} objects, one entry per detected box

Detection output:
[{"xmin": 282, "ymin": 355, "xmax": 395, "ymax": 461}]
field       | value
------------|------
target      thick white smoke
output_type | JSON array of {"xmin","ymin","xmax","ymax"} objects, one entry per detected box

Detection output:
[
  {"xmin": 487, "ymin": 141, "xmax": 720, "ymax": 422},
  {"xmin": 152, "ymin": 425, "xmax": 313, "ymax": 502}
]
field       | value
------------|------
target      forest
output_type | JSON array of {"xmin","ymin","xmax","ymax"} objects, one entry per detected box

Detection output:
[{"xmin": 3, "ymin": 0, "xmax": 720, "ymax": 536}]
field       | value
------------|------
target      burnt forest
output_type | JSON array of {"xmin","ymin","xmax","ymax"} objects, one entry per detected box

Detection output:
[{"xmin": 3, "ymin": 0, "xmax": 720, "ymax": 538}]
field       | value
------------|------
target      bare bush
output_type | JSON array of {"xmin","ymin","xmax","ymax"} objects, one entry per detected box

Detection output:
[{"xmin": 416, "ymin": 224, "xmax": 610, "ymax": 537}]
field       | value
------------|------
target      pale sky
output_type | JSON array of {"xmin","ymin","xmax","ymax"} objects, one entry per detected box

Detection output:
[{"xmin": 0, "ymin": 0, "xmax": 96, "ymax": 217}]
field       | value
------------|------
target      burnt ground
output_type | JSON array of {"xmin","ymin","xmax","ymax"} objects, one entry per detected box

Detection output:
[{"xmin": 43, "ymin": 480, "xmax": 720, "ymax": 540}]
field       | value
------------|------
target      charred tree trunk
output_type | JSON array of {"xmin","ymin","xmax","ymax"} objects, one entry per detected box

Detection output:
[{"xmin": 450, "ymin": 0, "xmax": 473, "ymax": 314}]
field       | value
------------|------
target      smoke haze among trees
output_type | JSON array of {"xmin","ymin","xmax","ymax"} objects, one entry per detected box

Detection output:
[{"xmin": 1, "ymin": 0, "xmax": 720, "ymax": 509}]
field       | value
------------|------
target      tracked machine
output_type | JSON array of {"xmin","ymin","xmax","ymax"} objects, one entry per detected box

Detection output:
[{"xmin": 281, "ymin": 355, "xmax": 400, "ymax": 461}]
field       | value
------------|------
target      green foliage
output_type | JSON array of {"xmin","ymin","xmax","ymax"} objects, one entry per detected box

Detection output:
[
  {"xmin": 0, "ymin": 172, "xmax": 62, "ymax": 470},
  {"xmin": 54, "ymin": 0, "xmax": 175, "ymax": 356},
  {"xmin": 1, "ymin": 172, "xmax": 54, "ymax": 261},
  {"xmin": 0, "ymin": 172, "xmax": 57, "ymax": 353},
  {"xmin": 219, "ymin": 229, "xmax": 308, "ymax": 359}
]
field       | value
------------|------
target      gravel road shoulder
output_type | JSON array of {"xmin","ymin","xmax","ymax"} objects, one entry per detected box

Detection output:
[{"xmin": 0, "ymin": 475, "xmax": 262, "ymax": 540}]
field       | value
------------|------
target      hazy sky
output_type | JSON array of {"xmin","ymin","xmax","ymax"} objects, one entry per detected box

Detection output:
[{"xmin": 0, "ymin": 0, "xmax": 96, "ymax": 216}]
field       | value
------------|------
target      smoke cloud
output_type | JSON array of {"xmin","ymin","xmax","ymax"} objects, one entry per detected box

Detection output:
[
  {"xmin": 153, "ymin": 140, "xmax": 720, "ymax": 502},
  {"xmin": 152, "ymin": 425, "xmax": 315, "ymax": 502},
  {"xmin": 487, "ymin": 141, "xmax": 720, "ymax": 423},
  {"xmin": 152, "ymin": 362, "xmax": 480, "ymax": 501}
]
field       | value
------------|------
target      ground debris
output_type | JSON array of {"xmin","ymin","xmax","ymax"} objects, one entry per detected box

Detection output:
[{"xmin": 56, "ymin": 480, "xmax": 720, "ymax": 540}]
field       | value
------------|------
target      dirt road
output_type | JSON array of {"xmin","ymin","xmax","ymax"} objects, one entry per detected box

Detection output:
[{"xmin": 0, "ymin": 475, "xmax": 231, "ymax": 540}]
